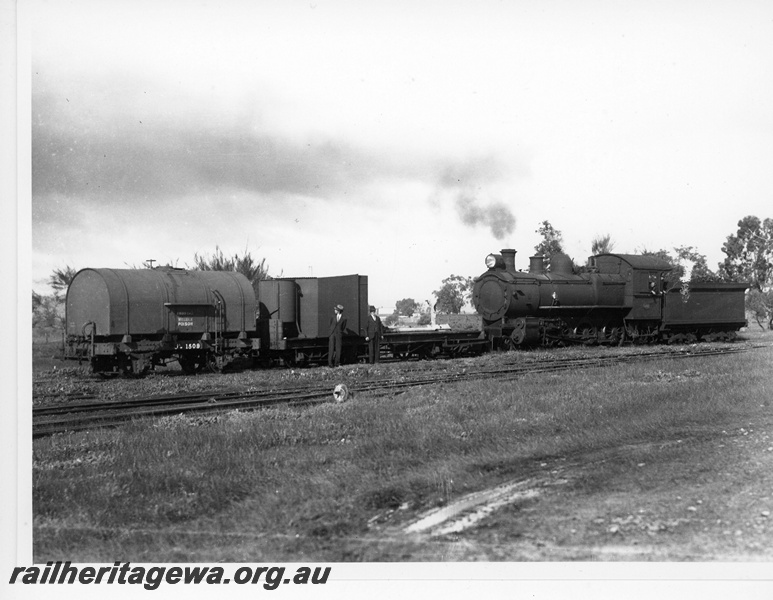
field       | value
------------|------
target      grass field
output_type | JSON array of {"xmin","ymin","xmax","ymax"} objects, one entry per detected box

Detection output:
[{"xmin": 31, "ymin": 332, "xmax": 773, "ymax": 561}]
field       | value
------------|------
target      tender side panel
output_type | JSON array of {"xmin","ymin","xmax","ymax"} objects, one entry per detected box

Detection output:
[{"xmin": 662, "ymin": 284, "xmax": 747, "ymax": 327}]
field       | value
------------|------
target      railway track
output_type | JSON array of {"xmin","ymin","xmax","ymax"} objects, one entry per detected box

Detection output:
[{"xmin": 32, "ymin": 344, "xmax": 762, "ymax": 437}]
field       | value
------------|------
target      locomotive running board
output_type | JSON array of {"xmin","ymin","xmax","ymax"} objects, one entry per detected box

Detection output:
[{"xmin": 537, "ymin": 305, "xmax": 627, "ymax": 310}]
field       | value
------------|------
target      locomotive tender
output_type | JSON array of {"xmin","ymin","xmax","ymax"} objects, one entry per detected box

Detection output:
[{"xmin": 473, "ymin": 249, "xmax": 748, "ymax": 348}]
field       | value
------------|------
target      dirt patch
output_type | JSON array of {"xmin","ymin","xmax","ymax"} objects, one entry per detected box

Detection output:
[
  {"xmin": 385, "ymin": 418, "xmax": 773, "ymax": 560},
  {"xmin": 404, "ymin": 479, "xmax": 544, "ymax": 535}
]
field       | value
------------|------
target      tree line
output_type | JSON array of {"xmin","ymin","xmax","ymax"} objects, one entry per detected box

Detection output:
[{"xmin": 32, "ymin": 216, "xmax": 773, "ymax": 340}]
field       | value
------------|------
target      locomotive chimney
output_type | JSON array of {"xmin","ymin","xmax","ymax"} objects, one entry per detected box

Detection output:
[
  {"xmin": 529, "ymin": 256, "xmax": 546, "ymax": 274},
  {"xmin": 500, "ymin": 249, "xmax": 517, "ymax": 273}
]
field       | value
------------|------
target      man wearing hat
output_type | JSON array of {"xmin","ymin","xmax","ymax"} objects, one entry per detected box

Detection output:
[
  {"xmin": 328, "ymin": 304, "xmax": 347, "ymax": 367},
  {"xmin": 364, "ymin": 305, "xmax": 383, "ymax": 364}
]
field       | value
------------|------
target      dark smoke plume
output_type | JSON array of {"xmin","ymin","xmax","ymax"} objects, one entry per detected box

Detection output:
[
  {"xmin": 437, "ymin": 157, "xmax": 517, "ymax": 239},
  {"xmin": 455, "ymin": 194, "xmax": 516, "ymax": 240}
]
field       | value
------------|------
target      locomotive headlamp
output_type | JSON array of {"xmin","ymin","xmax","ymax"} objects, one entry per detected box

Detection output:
[{"xmin": 485, "ymin": 254, "xmax": 505, "ymax": 270}]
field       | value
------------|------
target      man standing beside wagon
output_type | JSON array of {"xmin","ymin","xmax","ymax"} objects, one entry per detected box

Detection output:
[
  {"xmin": 328, "ymin": 304, "xmax": 347, "ymax": 367},
  {"xmin": 364, "ymin": 305, "xmax": 383, "ymax": 364}
]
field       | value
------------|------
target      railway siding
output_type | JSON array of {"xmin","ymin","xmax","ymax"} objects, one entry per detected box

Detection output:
[{"xmin": 33, "ymin": 343, "xmax": 763, "ymax": 437}]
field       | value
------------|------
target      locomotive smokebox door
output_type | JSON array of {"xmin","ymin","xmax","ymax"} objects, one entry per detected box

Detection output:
[{"xmin": 474, "ymin": 277, "xmax": 512, "ymax": 320}]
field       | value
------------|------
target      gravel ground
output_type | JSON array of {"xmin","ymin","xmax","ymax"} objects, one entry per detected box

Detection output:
[{"xmin": 393, "ymin": 414, "xmax": 773, "ymax": 561}]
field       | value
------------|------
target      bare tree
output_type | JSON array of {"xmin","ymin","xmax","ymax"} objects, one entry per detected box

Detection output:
[
  {"xmin": 33, "ymin": 267, "xmax": 72, "ymax": 341},
  {"xmin": 48, "ymin": 266, "xmax": 77, "ymax": 299}
]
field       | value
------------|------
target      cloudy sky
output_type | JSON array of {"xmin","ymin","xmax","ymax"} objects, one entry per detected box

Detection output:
[{"xmin": 25, "ymin": 0, "xmax": 773, "ymax": 309}]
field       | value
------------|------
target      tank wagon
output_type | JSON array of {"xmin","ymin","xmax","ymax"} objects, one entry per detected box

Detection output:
[
  {"xmin": 473, "ymin": 249, "xmax": 748, "ymax": 348},
  {"xmin": 64, "ymin": 267, "xmax": 258, "ymax": 375}
]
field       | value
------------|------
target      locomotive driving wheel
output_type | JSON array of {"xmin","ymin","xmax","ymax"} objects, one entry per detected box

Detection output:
[
  {"xmin": 601, "ymin": 326, "xmax": 623, "ymax": 345},
  {"xmin": 573, "ymin": 321, "xmax": 598, "ymax": 345},
  {"xmin": 581, "ymin": 325, "xmax": 598, "ymax": 345}
]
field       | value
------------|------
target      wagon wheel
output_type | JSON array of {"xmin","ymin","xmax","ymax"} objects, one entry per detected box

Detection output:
[
  {"xmin": 204, "ymin": 353, "xmax": 222, "ymax": 372},
  {"xmin": 178, "ymin": 357, "xmax": 201, "ymax": 374},
  {"xmin": 114, "ymin": 356, "xmax": 148, "ymax": 378},
  {"xmin": 413, "ymin": 344, "xmax": 434, "ymax": 360},
  {"xmin": 281, "ymin": 352, "xmax": 299, "ymax": 368},
  {"xmin": 130, "ymin": 358, "xmax": 150, "ymax": 377},
  {"xmin": 393, "ymin": 347, "xmax": 412, "ymax": 360},
  {"xmin": 178, "ymin": 353, "xmax": 211, "ymax": 374}
]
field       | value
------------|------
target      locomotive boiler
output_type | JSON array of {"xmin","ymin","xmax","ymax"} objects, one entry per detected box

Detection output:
[{"xmin": 473, "ymin": 249, "xmax": 747, "ymax": 348}]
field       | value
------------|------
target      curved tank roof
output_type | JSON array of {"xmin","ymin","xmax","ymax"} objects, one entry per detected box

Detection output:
[
  {"xmin": 593, "ymin": 253, "xmax": 674, "ymax": 271},
  {"xmin": 66, "ymin": 267, "xmax": 256, "ymax": 337}
]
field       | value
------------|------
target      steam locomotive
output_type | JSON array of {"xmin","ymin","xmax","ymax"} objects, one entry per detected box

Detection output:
[{"xmin": 472, "ymin": 249, "xmax": 748, "ymax": 348}]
